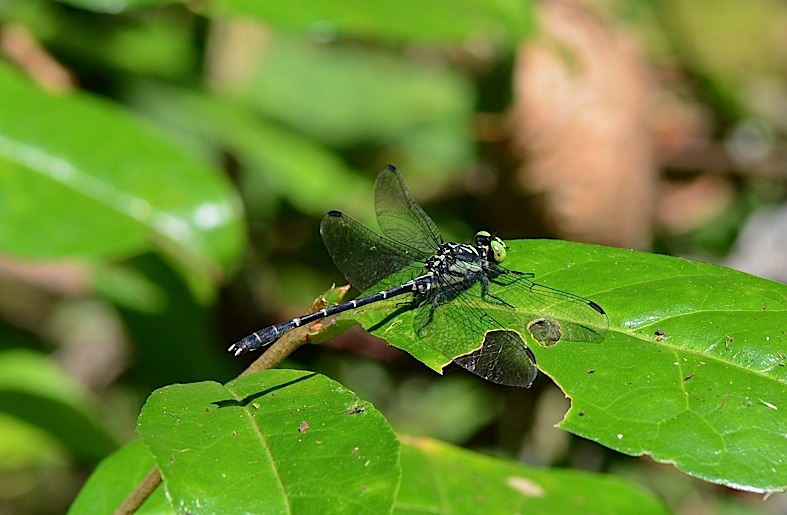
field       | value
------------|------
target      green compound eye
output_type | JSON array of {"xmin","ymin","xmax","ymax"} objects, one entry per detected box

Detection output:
[
  {"xmin": 490, "ymin": 237, "xmax": 507, "ymax": 263},
  {"xmin": 474, "ymin": 231, "xmax": 507, "ymax": 263}
]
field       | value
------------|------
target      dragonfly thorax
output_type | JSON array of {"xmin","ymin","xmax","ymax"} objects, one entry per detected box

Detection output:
[{"xmin": 424, "ymin": 242, "xmax": 485, "ymax": 287}]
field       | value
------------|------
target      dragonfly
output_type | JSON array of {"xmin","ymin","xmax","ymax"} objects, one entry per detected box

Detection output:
[{"xmin": 229, "ymin": 165, "xmax": 608, "ymax": 388}]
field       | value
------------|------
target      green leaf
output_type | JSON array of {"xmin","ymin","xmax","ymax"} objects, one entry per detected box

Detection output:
[
  {"xmin": 26, "ymin": 3, "xmax": 198, "ymax": 80},
  {"xmin": 137, "ymin": 370, "xmax": 400, "ymax": 513},
  {"xmin": 346, "ymin": 239, "xmax": 787, "ymax": 492},
  {"xmin": 230, "ymin": 35, "xmax": 476, "ymax": 172},
  {"xmin": 125, "ymin": 81, "xmax": 373, "ymax": 218},
  {"xmin": 396, "ymin": 436, "xmax": 668, "ymax": 513},
  {"xmin": 0, "ymin": 64, "xmax": 245, "ymax": 276},
  {"xmin": 68, "ymin": 440, "xmax": 170, "ymax": 515},
  {"xmin": 209, "ymin": 0, "xmax": 534, "ymax": 44},
  {"xmin": 0, "ymin": 349, "xmax": 118, "ymax": 461},
  {"xmin": 0, "ymin": 412, "xmax": 66, "ymax": 467},
  {"xmin": 537, "ymin": 243, "xmax": 787, "ymax": 493}
]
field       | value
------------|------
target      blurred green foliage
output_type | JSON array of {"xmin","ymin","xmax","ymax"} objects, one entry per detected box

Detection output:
[{"xmin": 0, "ymin": 0, "xmax": 786, "ymax": 513}]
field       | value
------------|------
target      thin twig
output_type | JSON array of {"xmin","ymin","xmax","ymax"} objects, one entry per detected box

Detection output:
[
  {"xmin": 239, "ymin": 326, "xmax": 312, "ymax": 377},
  {"xmin": 241, "ymin": 285, "xmax": 349, "ymax": 376},
  {"xmin": 114, "ymin": 465, "xmax": 162, "ymax": 515}
]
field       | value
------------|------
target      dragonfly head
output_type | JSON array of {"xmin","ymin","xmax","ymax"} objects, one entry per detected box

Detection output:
[{"xmin": 475, "ymin": 231, "xmax": 507, "ymax": 263}]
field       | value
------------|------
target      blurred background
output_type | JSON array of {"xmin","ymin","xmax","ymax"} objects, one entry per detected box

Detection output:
[{"xmin": 0, "ymin": 0, "xmax": 786, "ymax": 513}]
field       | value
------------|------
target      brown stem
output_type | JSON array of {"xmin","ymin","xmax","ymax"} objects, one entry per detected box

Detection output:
[
  {"xmin": 113, "ymin": 465, "xmax": 162, "ymax": 515},
  {"xmin": 239, "ymin": 326, "xmax": 312, "ymax": 377}
]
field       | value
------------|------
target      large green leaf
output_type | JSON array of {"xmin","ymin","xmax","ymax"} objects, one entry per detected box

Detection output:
[
  {"xmin": 137, "ymin": 370, "xmax": 400, "ymax": 513},
  {"xmin": 396, "ymin": 436, "xmax": 668, "ymax": 513},
  {"xmin": 210, "ymin": 0, "xmax": 534, "ymax": 44},
  {"xmin": 342, "ymin": 240, "xmax": 787, "ymax": 492},
  {"xmin": 78, "ymin": 385, "xmax": 668, "ymax": 514},
  {"xmin": 0, "ymin": 64, "xmax": 244, "ymax": 276}
]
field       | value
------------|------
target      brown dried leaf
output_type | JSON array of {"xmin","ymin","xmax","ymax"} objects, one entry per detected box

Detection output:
[{"xmin": 508, "ymin": 0, "xmax": 657, "ymax": 249}]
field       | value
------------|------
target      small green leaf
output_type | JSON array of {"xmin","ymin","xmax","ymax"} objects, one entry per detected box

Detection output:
[
  {"xmin": 396, "ymin": 436, "xmax": 668, "ymax": 513},
  {"xmin": 137, "ymin": 370, "xmax": 400, "ymax": 513}
]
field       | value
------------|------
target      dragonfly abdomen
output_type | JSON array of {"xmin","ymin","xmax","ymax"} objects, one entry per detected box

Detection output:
[{"xmin": 229, "ymin": 273, "xmax": 436, "ymax": 356}]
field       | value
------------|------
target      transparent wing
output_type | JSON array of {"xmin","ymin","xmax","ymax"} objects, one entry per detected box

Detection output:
[
  {"xmin": 320, "ymin": 211, "xmax": 427, "ymax": 292},
  {"xmin": 487, "ymin": 268, "xmax": 609, "ymax": 341},
  {"xmin": 412, "ymin": 266, "xmax": 607, "ymax": 387},
  {"xmin": 414, "ymin": 282, "xmax": 539, "ymax": 388},
  {"xmin": 454, "ymin": 330, "xmax": 538, "ymax": 388},
  {"xmin": 374, "ymin": 165, "xmax": 443, "ymax": 254}
]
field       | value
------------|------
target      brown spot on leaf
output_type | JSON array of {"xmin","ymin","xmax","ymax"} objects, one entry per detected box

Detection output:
[{"xmin": 506, "ymin": 476, "xmax": 545, "ymax": 497}]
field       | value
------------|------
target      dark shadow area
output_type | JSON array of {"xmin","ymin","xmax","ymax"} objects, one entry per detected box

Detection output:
[{"xmin": 212, "ymin": 372, "xmax": 318, "ymax": 408}]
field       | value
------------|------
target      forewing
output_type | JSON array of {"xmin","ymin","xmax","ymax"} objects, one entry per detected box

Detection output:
[
  {"xmin": 320, "ymin": 211, "xmax": 425, "ymax": 292},
  {"xmin": 489, "ymin": 269, "xmax": 609, "ymax": 342},
  {"xmin": 374, "ymin": 165, "xmax": 443, "ymax": 254}
]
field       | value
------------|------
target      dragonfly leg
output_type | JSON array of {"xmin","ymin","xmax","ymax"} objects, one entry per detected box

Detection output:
[
  {"xmin": 415, "ymin": 297, "xmax": 439, "ymax": 335},
  {"xmin": 480, "ymin": 272, "xmax": 516, "ymax": 309}
]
